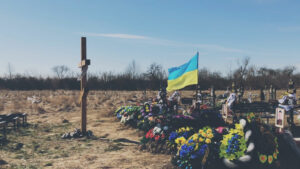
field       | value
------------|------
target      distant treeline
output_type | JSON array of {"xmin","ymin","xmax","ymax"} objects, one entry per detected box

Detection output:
[{"xmin": 0, "ymin": 59, "xmax": 300, "ymax": 90}]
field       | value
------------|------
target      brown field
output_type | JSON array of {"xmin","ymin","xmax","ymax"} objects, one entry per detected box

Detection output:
[{"xmin": 0, "ymin": 89, "xmax": 299, "ymax": 169}]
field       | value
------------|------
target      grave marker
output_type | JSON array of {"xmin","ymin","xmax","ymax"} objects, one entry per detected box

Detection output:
[{"xmin": 78, "ymin": 37, "xmax": 90, "ymax": 135}]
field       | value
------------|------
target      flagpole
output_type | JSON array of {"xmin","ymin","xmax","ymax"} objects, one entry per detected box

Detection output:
[
  {"xmin": 197, "ymin": 51, "xmax": 199, "ymax": 86},
  {"xmin": 195, "ymin": 52, "xmax": 199, "ymax": 101}
]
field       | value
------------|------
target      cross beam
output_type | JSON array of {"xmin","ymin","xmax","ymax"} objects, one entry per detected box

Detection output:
[{"xmin": 78, "ymin": 37, "xmax": 90, "ymax": 135}]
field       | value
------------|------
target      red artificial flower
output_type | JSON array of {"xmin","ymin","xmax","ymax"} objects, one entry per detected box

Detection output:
[
  {"xmin": 154, "ymin": 135, "xmax": 160, "ymax": 141},
  {"xmin": 146, "ymin": 131, "xmax": 150, "ymax": 139},
  {"xmin": 146, "ymin": 129, "xmax": 154, "ymax": 139},
  {"xmin": 216, "ymin": 127, "xmax": 225, "ymax": 134}
]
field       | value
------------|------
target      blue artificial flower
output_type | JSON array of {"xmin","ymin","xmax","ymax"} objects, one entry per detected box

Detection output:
[
  {"xmin": 179, "ymin": 145, "xmax": 189, "ymax": 158},
  {"xmin": 169, "ymin": 132, "xmax": 178, "ymax": 141},
  {"xmin": 188, "ymin": 139, "xmax": 194, "ymax": 143},
  {"xmin": 198, "ymin": 144, "xmax": 207, "ymax": 155},
  {"xmin": 182, "ymin": 132, "xmax": 189, "ymax": 138},
  {"xmin": 188, "ymin": 145, "xmax": 194, "ymax": 151},
  {"xmin": 191, "ymin": 144, "xmax": 208, "ymax": 159}
]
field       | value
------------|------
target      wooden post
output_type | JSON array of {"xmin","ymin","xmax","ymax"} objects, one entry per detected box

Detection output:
[
  {"xmin": 210, "ymin": 86, "xmax": 215, "ymax": 108},
  {"xmin": 78, "ymin": 37, "xmax": 90, "ymax": 135},
  {"xmin": 269, "ymin": 85, "xmax": 273, "ymax": 101},
  {"xmin": 274, "ymin": 88, "xmax": 277, "ymax": 100}
]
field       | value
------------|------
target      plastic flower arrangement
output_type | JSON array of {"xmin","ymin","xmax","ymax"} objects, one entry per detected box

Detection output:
[
  {"xmin": 114, "ymin": 105, "xmax": 143, "ymax": 125},
  {"xmin": 140, "ymin": 102, "xmax": 152, "ymax": 119},
  {"xmin": 115, "ymin": 106, "xmax": 140, "ymax": 117},
  {"xmin": 115, "ymin": 106, "xmax": 126, "ymax": 119},
  {"xmin": 144, "ymin": 127, "xmax": 166, "ymax": 142},
  {"xmin": 137, "ymin": 118, "xmax": 156, "ymax": 132},
  {"xmin": 175, "ymin": 127, "xmax": 215, "ymax": 169},
  {"xmin": 246, "ymin": 112, "xmax": 256, "ymax": 123},
  {"xmin": 258, "ymin": 137, "xmax": 279, "ymax": 164},
  {"xmin": 167, "ymin": 127, "xmax": 194, "ymax": 151},
  {"xmin": 219, "ymin": 123, "xmax": 247, "ymax": 161}
]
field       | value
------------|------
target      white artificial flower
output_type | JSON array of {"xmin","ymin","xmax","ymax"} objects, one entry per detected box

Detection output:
[{"xmin": 153, "ymin": 126, "xmax": 162, "ymax": 134}]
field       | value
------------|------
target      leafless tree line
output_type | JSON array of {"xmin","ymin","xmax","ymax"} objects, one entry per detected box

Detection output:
[{"xmin": 0, "ymin": 58, "xmax": 299, "ymax": 90}]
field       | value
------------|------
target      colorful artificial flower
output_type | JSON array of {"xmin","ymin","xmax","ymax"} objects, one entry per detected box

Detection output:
[
  {"xmin": 257, "ymin": 137, "xmax": 279, "ymax": 164},
  {"xmin": 259, "ymin": 154, "xmax": 267, "ymax": 163},
  {"xmin": 216, "ymin": 126, "xmax": 226, "ymax": 134},
  {"xmin": 205, "ymin": 138, "xmax": 211, "ymax": 144},
  {"xmin": 175, "ymin": 137, "xmax": 187, "ymax": 147},
  {"xmin": 145, "ymin": 127, "xmax": 166, "ymax": 142},
  {"xmin": 175, "ymin": 127, "xmax": 215, "ymax": 169},
  {"xmin": 268, "ymin": 155, "xmax": 273, "ymax": 164},
  {"xmin": 167, "ymin": 127, "xmax": 194, "ymax": 150},
  {"xmin": 219, "ymin": 123, "xmax": 247, "ymax": 161},
  {"xmin": 145, "ymin": 129, "xmax": 154, "ymax": 139},
  {"xmin": 246, "ymin": 112, "xmax": 256, "ymax": 123}
]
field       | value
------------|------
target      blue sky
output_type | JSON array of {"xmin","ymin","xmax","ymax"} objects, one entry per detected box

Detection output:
[{"xmin": 0, "ymin": 0, "xmax": 300, "ymax": 77}]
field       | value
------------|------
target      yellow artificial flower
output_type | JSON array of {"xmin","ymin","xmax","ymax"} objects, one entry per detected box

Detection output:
[
  {"xmin": 235, "ymin": 124, "xmax": 242, "ymax": 130},
  {"xmin": 186, "ymin": 127, "xmax": 190, "ymax": 132},
  {"xmin": 190, "ymin": 134, "xmax": 198, "ymax": 142},
  {"xmin": 205, "ymin": 138, "xmax": 211, "ymax": 144},
  {"xmin": 202, "ymin": 133, "xmax": 207, "ymax": 138},
  {"xmin": 207, "ymin": 128, "xmax": 212, "ymax": 134},
  {"xmin": 175, "ymin": 137, "xmax": 187, "ymax": 146},
  {"xmin": 195, "ymin": 143, "xmax": 199, "ymax": 150},
  {"xmin": 199, "ymin": 137, "xmax": 204, "ymax": 142},
  {"xmin": 208, "ymin": 133, "xmax": 214, "ymax": 139},
  {"xmin": 225, "ymin": 133, "xmax": 232, "ymax": 139},
  {"xmin": 232, "ymin": 129, "xmax": 239, "ymax": 134},
  {"xmin": 199, "ymin": 129, "xmax": 204, "ymax": 134}
]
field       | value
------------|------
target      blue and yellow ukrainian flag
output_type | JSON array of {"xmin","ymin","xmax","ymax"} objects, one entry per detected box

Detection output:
[{"xmin": 167, "ymin": 53, "xmax": 198, "ymax": 92}]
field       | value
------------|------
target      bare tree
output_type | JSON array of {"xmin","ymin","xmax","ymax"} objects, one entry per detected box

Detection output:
[
  {"xmin": 233, "ymin": 57, "xmax": 250, "ymax": 86},
  {"xmin": 125, "ymin": 60, "xmax": 139, "ymax": 79},
  {"xmin": 145, "ymin": 63, "xmax": 166, "ymax": 80},
  {"xmin": 282, "ymin": 66, "xmax": 296, "ymax": 78},
  {"xmin": 7, "ymin": 63, "xmax": 14, "ymax": 79},
  {"xmin": 52, "ymin": 65, "xmax": 70, "ymax": 79}
]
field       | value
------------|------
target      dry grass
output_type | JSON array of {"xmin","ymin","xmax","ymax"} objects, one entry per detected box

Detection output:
[
  {"xmin": 0, "ymin": 90, "xmax": 171, "ymax": 169},
  {"xmin": 0, "ymin": 99, "xmax": 4, "ymax": 112},
  {"xmin": 0, "ymin": 89, "xmax": 299, "ymax": 168}
]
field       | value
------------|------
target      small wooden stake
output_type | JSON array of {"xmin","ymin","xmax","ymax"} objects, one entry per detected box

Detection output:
[{"xmin": 79, "ymin": 37, "xmax": 90, "ymax": 135}]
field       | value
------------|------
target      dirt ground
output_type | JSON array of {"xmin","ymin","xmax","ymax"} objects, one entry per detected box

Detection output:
[
  {"xmin": 0, "ymin": 90, "xmax": 173, "ymax": 169},
  {"xmin": 0, "ymin": 89, "xmax": 299, "ymax": 169}
]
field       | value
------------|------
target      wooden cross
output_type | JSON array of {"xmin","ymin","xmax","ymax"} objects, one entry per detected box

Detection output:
[{"xmin": 78, "ymin": 37, "xmax": 90, "ymax": 135}]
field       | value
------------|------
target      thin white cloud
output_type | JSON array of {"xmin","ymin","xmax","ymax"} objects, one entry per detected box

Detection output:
[
  {"xmin": 278, "ymin": 26, "xmax": 300, "ymax": 32},
  {"xmin": 82, "ymin": 32, "xmax": 247, "ymax": 54},
  {"xmin": 83, "ymin": 33, "xmax": 152, "ymax": 40}
]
